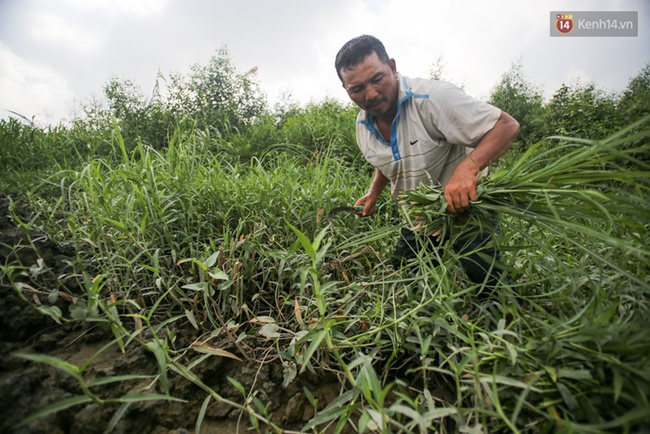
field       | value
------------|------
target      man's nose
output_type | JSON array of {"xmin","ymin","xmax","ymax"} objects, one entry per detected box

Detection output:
[{"xmin": 365, "ymin": 84, "xmax": 379, "ymax": 101}]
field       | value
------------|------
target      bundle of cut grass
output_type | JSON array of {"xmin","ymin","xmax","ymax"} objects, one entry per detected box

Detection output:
[{"xmin": 401, "ymin": 116, "xmax": 650, "ymax": 283}]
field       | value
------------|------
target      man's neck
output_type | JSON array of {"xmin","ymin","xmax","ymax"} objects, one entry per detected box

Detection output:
[{"xmin": 375, "ymin": 115, "xmax": 394, "ymax": 142}]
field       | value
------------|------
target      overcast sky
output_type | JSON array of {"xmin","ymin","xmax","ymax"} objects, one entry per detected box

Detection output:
[{"xmin": 0, "ymin": 0, "xmax": 648, "ymax": 125}]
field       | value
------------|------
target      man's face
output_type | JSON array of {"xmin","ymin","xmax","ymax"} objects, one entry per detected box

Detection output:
[{"xmin": 340, "ymin": 52, "xmax": 399, "ymax": 120}]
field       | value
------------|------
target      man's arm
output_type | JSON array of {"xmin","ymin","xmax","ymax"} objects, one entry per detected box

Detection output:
[
  {"xmin": 444, "ymin": 111, "xmax": 520, "ymax": 214},
  {"xmin": 355, "ymin": 168, "xmax": 390, "ymax": 216}
]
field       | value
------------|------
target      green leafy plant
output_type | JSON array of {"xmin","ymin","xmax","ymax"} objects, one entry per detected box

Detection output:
[{"xmin": 2, "ymin": 58, "xmax": 650, "ymax": 433}]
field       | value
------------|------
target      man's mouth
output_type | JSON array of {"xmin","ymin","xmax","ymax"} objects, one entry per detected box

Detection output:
[{"xmin": 365, "ymin": 99, "xmax": 385, "ymax": 110}]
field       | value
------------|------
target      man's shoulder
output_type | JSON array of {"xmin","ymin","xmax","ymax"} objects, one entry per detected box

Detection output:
[{"xmin": 404, "ymin": 76, "xmax": 463, "ymax": 98}]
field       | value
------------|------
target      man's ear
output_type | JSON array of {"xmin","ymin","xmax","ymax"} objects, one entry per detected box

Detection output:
[{"xmin": 390, "ymin": 58, "xmax": 397, "ymax": 74}]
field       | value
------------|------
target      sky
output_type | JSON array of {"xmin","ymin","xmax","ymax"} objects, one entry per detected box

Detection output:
[{"xmin": 0, "ymin": 0, "xmax": 648, "ymax": 126}]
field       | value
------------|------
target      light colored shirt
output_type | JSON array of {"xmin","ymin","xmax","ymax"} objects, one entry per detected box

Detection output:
[{"xmin": 355, "ymin": 74, "xmax": 501, "ymax": 199}]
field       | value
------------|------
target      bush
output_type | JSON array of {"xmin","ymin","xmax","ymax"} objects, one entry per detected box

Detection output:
[
  {"xmin": 489, "ymin": 61, "xmax": 545, "ymax": 146},
  {"xmin": 543, "ymin": 81, "xmax": 619, "ymax": 140}
]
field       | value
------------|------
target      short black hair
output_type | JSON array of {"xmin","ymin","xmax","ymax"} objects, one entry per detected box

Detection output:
[{"xmin": 335, "ymin": 35, "xmax": 391, "ymax": 82}]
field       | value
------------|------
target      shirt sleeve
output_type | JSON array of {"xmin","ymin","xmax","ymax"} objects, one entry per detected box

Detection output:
[{"xmin": 418, "ymin": 81, "xmax": 501, "ymax": 148}]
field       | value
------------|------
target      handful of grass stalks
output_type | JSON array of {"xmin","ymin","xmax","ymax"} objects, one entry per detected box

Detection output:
[{"xmin": 401, "ymin": 116, "xmax": 650, "ymax": 280}]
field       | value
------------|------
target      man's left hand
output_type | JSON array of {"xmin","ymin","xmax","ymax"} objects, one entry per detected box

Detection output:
[
  {"xmin": 443, "ymin": 111, "xmax": 519, "ymax": 214},
  {"xmin": 444, "ymin": 166, "xmax": 478, "ymax": 214}
]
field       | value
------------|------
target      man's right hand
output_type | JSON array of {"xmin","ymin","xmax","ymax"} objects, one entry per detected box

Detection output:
[
  {"xmin": 354, "ymin": 195, "xmax": 377, "ymax": 216},
  {"xmin": 355, "ymin": 168, "xmax": 389, "ymax": 216}
]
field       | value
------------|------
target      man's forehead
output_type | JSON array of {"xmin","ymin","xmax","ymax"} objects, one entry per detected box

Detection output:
[{"xmin": 341, "ymin": 53, "xmax": 389, "ymax": 83}]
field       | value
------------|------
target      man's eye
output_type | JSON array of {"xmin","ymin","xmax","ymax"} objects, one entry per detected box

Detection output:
[{"xmin": 349, "ymin": 86, "xmax": 362, "ymax": 94}]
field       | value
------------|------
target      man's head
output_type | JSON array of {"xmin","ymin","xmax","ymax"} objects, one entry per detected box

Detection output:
[
  {"xmin": 335, "ymin": 35, "xmax": 391, "ymax": 83},
  {"xmin": 335, "ymin": 35, "xmax": 399, "ymax": 120}
]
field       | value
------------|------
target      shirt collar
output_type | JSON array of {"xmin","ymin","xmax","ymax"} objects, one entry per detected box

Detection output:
[{"xmin": 357, "ymin": 74, "xmax": 413, "ymax": 160}]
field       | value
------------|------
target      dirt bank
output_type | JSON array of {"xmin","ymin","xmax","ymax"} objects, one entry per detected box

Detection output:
[{"xmin": 0, "ymin": 196, "xmax": 344, "ymax": 434}]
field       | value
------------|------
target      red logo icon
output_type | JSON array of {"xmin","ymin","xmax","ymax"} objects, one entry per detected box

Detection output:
[{"xmin": 556, "ymin": 13, "xmax": 574, "ymax": 33}]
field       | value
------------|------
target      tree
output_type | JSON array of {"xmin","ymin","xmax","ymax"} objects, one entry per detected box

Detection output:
[
  {"xmin": 488, "ymin": 60, "xmax": 545, "ymax": 146},
  {"xmin": 75, "ymin": 48, "xmax": 268, "ymax": 155},
  {"xmin": 75, "ymin": 72, "xmax": 174, "ymax": 152},
  {"xmin": 543, "ymin": 81, "xmax": 618, "ymax": 140},
  {"xmin": 166, "ymin": 47, "xmax": 267, "ymax": 134},
  {"xmin": 618, "ymin": 63, "xmax": 650, "ymax": 121}
]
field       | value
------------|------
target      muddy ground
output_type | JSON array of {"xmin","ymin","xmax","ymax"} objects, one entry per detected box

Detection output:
[{"xmin": 0, "ymin": 196, "xmax": 345, "ymax": 434}]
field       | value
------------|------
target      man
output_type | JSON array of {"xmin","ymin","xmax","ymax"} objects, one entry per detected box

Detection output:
[{"xmin": 335, "ymin": 35, "xmax": 520, "ymax": 285}]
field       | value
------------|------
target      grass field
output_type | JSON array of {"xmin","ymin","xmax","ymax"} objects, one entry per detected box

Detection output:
[{"xmin": 1, "ymin": 109, "xmax": 649, "ymax": 433}]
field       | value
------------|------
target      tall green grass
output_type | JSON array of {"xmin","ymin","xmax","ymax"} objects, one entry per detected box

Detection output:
[
  {"xmin": 3, "ymin": 117, "xmax": 649, "ymax": 433},
  {"xmin": 395, "ymin": 115, "xmax": 650, "ymax": 432}
]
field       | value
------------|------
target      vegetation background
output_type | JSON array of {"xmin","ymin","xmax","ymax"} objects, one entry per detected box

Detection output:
[{"xmin": 0, "ymin": 48, "xmax": 649, "ymax": 433}]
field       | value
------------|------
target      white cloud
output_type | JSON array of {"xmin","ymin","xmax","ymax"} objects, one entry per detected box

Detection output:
[
  {"xmin": 61, "ymin": 0, "xmax": 170, "ymax": 18},
  {"xmin": 0, "ymin": 44, "xmax": 74, "ymax": 124},
  {"xmin": 0, "ymin": 0, "xmax": 647, "ymax": 124},
  {"xmin": 30, "ymin": 10, "xmax": 101, "ymax": 53}
]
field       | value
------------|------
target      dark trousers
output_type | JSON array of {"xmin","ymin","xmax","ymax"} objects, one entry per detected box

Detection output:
[{"xmin": 392, "ymin": 223, "xmax": 503, "ymax": 287}]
